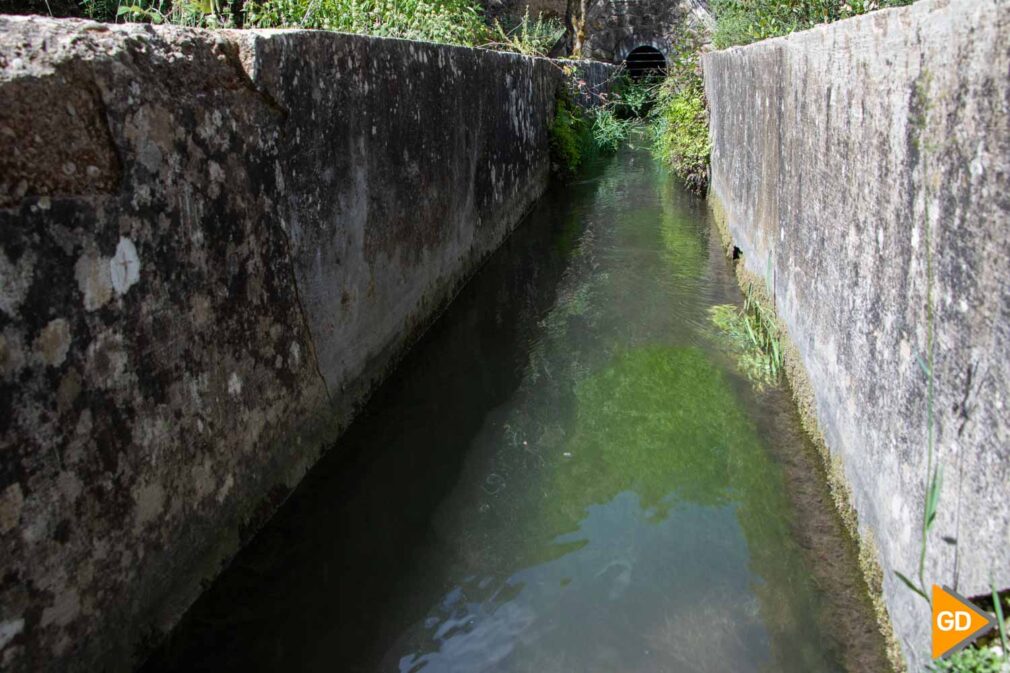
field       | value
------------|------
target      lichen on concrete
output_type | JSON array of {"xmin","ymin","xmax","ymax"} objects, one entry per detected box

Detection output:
[
  {"xmin": 703, "ymin": 1, "xmax": 1010, "ymax": 669},
  {"xmin": 0, "ymin": 16, "xmax": 615, "ymax": 673}
]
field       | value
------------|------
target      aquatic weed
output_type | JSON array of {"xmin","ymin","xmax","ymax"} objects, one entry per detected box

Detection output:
[
  {"xmin": 591, "ymin": 108, "xmax": 633, "ymax": 154},
  {"xmin": 709, "ymin": 284, "xmax": 783, "ymax": 388}
]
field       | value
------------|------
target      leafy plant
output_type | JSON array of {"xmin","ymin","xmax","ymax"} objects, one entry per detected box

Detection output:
[{"xmin": 651, "ymin": 76, "xmax": 710, "ymax": 193}]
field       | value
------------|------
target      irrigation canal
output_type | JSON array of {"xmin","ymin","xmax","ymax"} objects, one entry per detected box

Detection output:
[{"xmin": 143, "ymin": 136, "xmax": 890, "ymax": 673}]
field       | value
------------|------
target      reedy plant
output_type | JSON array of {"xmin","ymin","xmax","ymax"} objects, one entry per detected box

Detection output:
[
  {"xmin": 708, "ymin": 284, "xmax": 783, "ymax": 388},
  {"xmin": 484, "ymin": 8, "xmax": 564, "ymax": 56}
]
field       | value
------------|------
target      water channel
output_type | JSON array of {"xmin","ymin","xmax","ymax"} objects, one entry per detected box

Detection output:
[{"xmin": 143, "ymin": 137, "xmax": 891, "ymax": 673}]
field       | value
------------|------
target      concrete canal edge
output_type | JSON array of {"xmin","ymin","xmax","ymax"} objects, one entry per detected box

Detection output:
[
  {"xmin": 709, "ymin": 194, "xmax": 905, "ymax": 672},
  {"xmin": 702, "ymin": 0, "xmax": 1010, "ymax": 670},
  {"xmin": 0, "ymin": 17, "xmax": 615, "ymax": 671}
]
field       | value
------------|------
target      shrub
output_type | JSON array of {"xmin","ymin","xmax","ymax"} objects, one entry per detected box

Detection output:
[{"xmin": 548, "ymin": 67, "xmax": 639, "ymax": 176}]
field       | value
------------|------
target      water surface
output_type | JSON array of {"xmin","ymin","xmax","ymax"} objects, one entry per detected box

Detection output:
[{"xmin": 145, "ymin": 139, "xmax": 887, "ymax": 673}]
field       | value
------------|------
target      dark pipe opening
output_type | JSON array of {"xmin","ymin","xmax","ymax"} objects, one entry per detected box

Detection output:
[{"xmin": 624, "ymin": 46, "xmax": 667, "ymax": 80}]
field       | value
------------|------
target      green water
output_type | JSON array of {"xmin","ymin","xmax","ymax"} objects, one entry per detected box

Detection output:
[{"xmin": 144, "ymin": 139, "xmax": 884, "ymax": 673}]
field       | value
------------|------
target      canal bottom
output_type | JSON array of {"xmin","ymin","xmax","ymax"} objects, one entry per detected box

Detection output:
[{"xmin": 143, "ymin": 137, "xmax": 892, "ymax": 673}]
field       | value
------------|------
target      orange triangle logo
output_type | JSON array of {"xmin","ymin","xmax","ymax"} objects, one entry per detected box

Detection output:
[{"xmin": 932, "ymin": 585, "xmax": 996, "ymax": 659}]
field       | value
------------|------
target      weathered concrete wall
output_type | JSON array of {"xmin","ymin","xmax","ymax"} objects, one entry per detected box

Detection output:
[
  {"xmin": 703, "ymin": 1, "xmax": 1010, "ymax": 669},
  {"xmin": 578, "ymin": 0, "xmax": 711, "ymax": 63},
  {"xmin": 0, "ymin": 17, "xmax": 613, "ymax": 672}
]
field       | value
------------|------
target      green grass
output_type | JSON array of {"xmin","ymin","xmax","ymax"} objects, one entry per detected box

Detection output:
[{"xmin": 82, "ymin": 0, "xmax": 572, "ymax": 52}]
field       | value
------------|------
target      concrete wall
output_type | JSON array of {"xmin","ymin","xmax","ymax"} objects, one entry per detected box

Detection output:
[
  {"xmin": 578, "ymin": 0, "xmax": 712, "ymax": 63},
  {"xmin": 0, "ymin": 17, "xmax": 612, "ymax": 671},
  {"xmin": 703, "ymin": 1, "xmax": 1010, "ymax": 669}
]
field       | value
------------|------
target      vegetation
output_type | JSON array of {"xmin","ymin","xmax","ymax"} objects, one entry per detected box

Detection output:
[
  {"xmin": 931, "ymin": 647, "xmax": 1008, "ymax": 673},
  {"xmin": 891, "ymin": 116, "xmax": 1009, "ymax": 670},
  {"xmin": 485, "ymin": 8, "xmax": 564, "ymax": 56},
  {"xmin": 248, "ymin": 0, "xmax": 485, "ymax": 40},
  {"xmin": 642, "ymin": 0, "xmax": 921, "ymax": 190},
  {"xmin": 549, "ymin": 95, "xmax": 593, "ymax": 174},
  {"xmin": 893, "ymin": 317, "xmax": 941, "ymax": 605},
  {"xmin": 709, "ymin": 284, "xmax": 783, "ymax": 388},
  {"xmin": 590, "ymin": 108, "xmax": 632, "ymax": 153},
  {"xmin": 82, "ymin": 0, "xmax": 573, "ymax": 53},
  {"xmin": 640, "ymin": 32, "xmax": 710, "ymax": 194},
  {"xmin": 711, "ymin": 0, "xmax": 914, "ymax": 49},
  {"xmin": 650, "ymin": 73, "xmax": 709, "ymax": 194},
  {"xmin": 115, "ymin": 0, "xmax": 236, "ymax": 26},
  {"xmin": 609, "ymin": 75, "xmax": 659, "ymax": 118},
  {"xmin": 548, "ymin": 68, "xmax": 634, "ymax": 175}
]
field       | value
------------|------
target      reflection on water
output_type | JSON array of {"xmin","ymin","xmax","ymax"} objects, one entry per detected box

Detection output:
[{"xmin": 144, "ymin": 138, "xmax": 873, "ymax": 673}]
